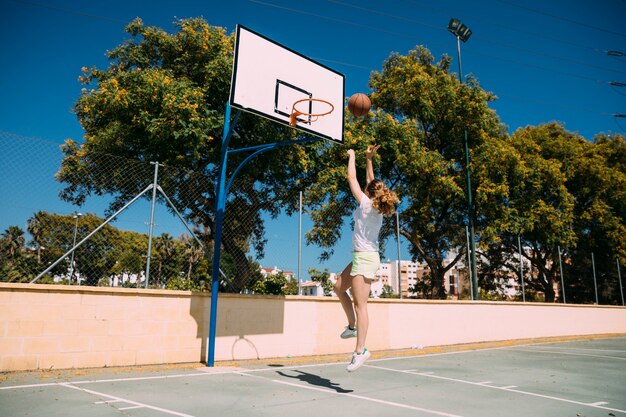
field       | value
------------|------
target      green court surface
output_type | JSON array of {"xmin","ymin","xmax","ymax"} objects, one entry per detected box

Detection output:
[{"xmin": 1, "ymin": 336, "xmax": 625, "ymax": 417}]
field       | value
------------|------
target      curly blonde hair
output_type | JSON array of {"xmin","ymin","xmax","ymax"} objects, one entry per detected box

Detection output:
[{"xmin": 366, "ymin": 179, "xmax": 400, "ymax": 217}]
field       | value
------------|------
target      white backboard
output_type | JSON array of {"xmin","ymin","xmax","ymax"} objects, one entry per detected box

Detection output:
[{"xmin": 229, "ymin": 25, "xmax": 345, "ymax": 143}]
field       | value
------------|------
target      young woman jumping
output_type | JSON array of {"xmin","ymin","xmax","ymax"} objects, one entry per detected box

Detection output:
[{"xmin": 334, "ymin": 144, "xmax": 399, "ymax": 372}]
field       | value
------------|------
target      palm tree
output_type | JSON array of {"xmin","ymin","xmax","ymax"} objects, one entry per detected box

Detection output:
[
  {"xmin": 154, "ymin": 233, "xmax": 175, "ymax": 287},
  {"xmin": 183, "ymin": 237, "xmax": 205, "ymax": 281},
  {"xmin": 27, "ymin": 212, "xmax": 45, "ymax": 264},
  {"xmin": 1, "ymin": 226, "xmax": 25, "ymax": 258}
]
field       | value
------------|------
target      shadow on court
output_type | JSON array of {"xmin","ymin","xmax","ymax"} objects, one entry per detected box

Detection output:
[{"xmin": 275, "ymin": 369, "xmax": 354, "ymax": 393}]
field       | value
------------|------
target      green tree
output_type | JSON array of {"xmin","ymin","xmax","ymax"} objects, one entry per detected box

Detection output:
[
  {"xmin": 0, "ymin": 226, "xmax": 26, "ymax": 259},
  {"xmin": 0, "ymin": 226, "xmax": 29, "ymax": 282},
  {"xmin": 56, "ymin": 18, "xmax": 319, "ymax": 292},
  {"xmin": 27, "ymin": 212, "xmax": 46, "ymax": 264},
  {"xmin": 283, "ymin": 277, "xmax": 299, "ymax": 295},
  {"xmin": 181, "ymin": 235, "xmax": 206, "ymax": 282},
  {"xmin": 109, "ymin": 229, "xmax": 147, "ymax": 287},
  {"xmin": 472, "ymin": 123, "xmax": 625, "ymax": 303},
  {"xmin": 308, "ymin": 268, "xmax": 333, "ymax": 296},
  {"xmin": 152, "ymin": 233, "xmax": 185, "ymax": 288},
  {"xmin": 379, "ymin": 284, "xmax": 398, "ymax": 298},
  {"xmin": 474, "ymin": 124, "xmax": 576, "ymax": 301},
  {"xmin": 305, "ymin": 47, "xmax": 504, "ymax": 298},
  {"xmin": 253, "ymin": 272, "xmax": 289, "ymax": 295},
  {"xmin": 24, "ymin": 212, "xmax": 121, "ymax": 285},
  {"xmin": 558, "ymin": 132, "xmax": 625, "ymax": 303}
]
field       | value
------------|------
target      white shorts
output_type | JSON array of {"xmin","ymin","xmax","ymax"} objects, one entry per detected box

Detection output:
[{"xmin": 351, "ymin": 251, "xmax": 380, "ymax": 280}]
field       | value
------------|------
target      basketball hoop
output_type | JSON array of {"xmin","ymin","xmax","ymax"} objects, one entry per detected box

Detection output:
[{"xmin": 290, "ymin": 98, "xmax": 334, "ymax": 127}]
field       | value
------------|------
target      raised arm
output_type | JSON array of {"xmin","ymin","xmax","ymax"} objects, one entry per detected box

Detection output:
[
  {"xmin": 346, "ymin": 149, "xmax": 363, "ymax": 204},
  {"xmin": 365, "ymin": 144, "xmax": 380, "ymax": 186}
]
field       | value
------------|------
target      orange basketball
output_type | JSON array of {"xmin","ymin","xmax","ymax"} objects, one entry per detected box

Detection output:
[{"xmin": 348, "ymin": 93, "xmax": 371, "ymax": 117}]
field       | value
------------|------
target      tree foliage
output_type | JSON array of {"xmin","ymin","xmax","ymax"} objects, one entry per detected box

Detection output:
[
  {"xmin": 308, "ymin": 268, "xmax": 334, "ymax": 296},
  {"xmin": 41, "ymin": 18, "xmax": 624, "ymax": 302},
  {"xmin": 474, "ymin": 123, "xmax": 625, "ymax": 302},
  {"xmin": 0, "ymin": 211, "xmax": 215, "ymax": 288},
  {"xmin": 56, "ymin": 18, "xmax": 319, "ymax": 292},
  {"xmin": 306, "ymin": 46, "xmax": 504, "ymax": 298}
]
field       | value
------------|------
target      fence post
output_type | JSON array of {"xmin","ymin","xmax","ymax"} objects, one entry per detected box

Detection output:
[
  {"xmin": 591, "ymin": 252, "xmax": 599, "ymax": 304},
  {"xmin": 68, "ymin": 212, "xmax": 82, "ymax": 284},
  {"xmin": 465, "ymin": 226, "xmax": 473, "ymax": 300},
  {"xmin": 557, "ymin": 245, "xmax": 566, "ymax": 303},
  {"xmin": 396, "ymin": 211, "xmax": 402, "ymax": 299},
  {"xmin": 617, "ymin": 258, "xmax": 624, "ymax": 306},
  {"xmin": 518, "ymin": 236, "xmax": 525, "ymax": 302},
  {"xmin": 144, "ymin": 162, "xmax": 160, "ymax": 288},
  {"xmin": 298, "ymin": 190, "xmax": 303, "ymax": 296}
]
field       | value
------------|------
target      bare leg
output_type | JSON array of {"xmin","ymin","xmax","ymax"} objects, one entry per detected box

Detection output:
[
  {"xmin": 350, "ymin": 275, "xmax": 372, "ymax": 353},
  {"xmin": 333, "ymin": 262, "xmax": 356, "ymax": 328}
]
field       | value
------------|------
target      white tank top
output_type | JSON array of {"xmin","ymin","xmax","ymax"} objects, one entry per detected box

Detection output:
[{"xmin": 352, "ymin": 193, "xmax": 383, "ymax": 252}]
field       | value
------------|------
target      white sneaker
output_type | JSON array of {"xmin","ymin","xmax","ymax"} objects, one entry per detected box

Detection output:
[
  {"xmin": 347, "ymin": 348, "xmax": 371, "ymax": 372},
  {"xmin": 340, "ymin": 326, "xmax": 357, "ymax": 339}
]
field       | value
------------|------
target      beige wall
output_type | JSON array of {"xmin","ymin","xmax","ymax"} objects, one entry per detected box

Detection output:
[{"xmin": 1, "ymin": 283, "xmax": 625, "ymax": 372}]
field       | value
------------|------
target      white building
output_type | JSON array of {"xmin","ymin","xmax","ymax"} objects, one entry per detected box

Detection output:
[
  {"xmin": 260, "ymin": 266, "xmax": 295, "ymax": 281},
  {"xmin": 300, "ymin": 280, "xmax": 324, "ymax": 296}
]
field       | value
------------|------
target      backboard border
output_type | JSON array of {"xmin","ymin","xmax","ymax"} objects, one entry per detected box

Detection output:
[{"xmin": 229, "ymin": 24, "xmax": 345, "ymax": 144}]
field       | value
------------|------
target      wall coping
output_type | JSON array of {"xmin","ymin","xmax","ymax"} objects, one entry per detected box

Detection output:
[{"xmin": 1, "ymin": 282, "xmax": 624, "ymax": 309}]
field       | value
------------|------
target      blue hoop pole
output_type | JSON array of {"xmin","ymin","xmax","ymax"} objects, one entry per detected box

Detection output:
[
  {"xmin": 207, "ymin": 103, "xmax": 234, "ymax": 367},
  {"xmin": 207, "ymin": 104, "xmax": 320, "ymax": 366}
]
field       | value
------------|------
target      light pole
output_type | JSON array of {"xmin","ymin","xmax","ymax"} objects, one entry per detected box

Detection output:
[
  {"xmin": 69, "ymin": 212, "xmax": 82, "ymax": 284},
  {"xmin": 448, "ymin": 18, "xmax": 478, "ymax": 300}
]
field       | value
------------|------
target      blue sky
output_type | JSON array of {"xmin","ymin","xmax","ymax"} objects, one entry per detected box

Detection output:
[{"xmin": 1, "ymin": 0, "xmax": 625, "ymax": 276}]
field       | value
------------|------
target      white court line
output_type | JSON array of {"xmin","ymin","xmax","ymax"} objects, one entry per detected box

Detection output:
[
  {"xmin": 1, "ymin": 382, "xmax": 63, "ymax": 390},
  {"xmin": 510, "ymin": 348, "xmax": 626, "ymax": 361},
  {"xmin": 521, "ymin": 345, "xmax": 626, "ymax": 354},
  {"xmin": 60, "ymin": 383, "xmax": 195, "ymax": 417},
  {"xmin": 365, "ymin": 364, "xmax": 626, "ymax": 415},
  {"xmin": 94, "ymin": 399, "xmax": 123, "ymax": 404},
  {"xmin": 0, "ymin": 372, "xmax": 212, "ymax": 390},
  {"xmin": 1, "ymin": 338, "xmax": 623, "ymax": 391},
  {"xmin": 368, "ymin": 346, "xmax": 512, "ymax": 364},
  {"xmin": 119, "ymin": 405, "xmax": 146, "ymax": 410},
  {"xmin": 0, "ymin": 345, "xmax": 585, "ymax": 391},
  {"xmin": 237, "ymin": 372, "xmax": 467, "ymax": 417}
]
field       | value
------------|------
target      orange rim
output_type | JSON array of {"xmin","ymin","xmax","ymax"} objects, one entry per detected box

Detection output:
[{"xmin": 290, "ymin": 98, "xmax": 334, "ymax": 127}]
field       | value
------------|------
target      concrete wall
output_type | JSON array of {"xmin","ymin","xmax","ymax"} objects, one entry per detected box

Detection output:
[{"xmin": 1, "ymin": 283, "xmax": 625, "ymax": 372}]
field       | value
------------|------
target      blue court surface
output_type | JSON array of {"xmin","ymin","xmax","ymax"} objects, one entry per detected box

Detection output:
[{"xmin": 1, "ymin": 336, "xmax": 625, "ymax": 417}]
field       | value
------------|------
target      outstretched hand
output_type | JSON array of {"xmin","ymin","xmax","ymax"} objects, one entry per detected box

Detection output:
[
  {"xmin": 365, "ymin": 144, "xmax": 380, "ymax": 159},
  {"xmin": 347, "ymin": 149, "xmax": 355, "ymax": 158}
]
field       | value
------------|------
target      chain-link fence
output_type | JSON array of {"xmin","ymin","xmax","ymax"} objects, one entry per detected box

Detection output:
[{"xmin": 1, "ymin": 131, "xmax": 624, "ymax": 304}]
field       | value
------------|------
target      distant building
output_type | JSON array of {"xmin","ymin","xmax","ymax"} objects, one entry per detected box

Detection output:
[
  {"xmin": 260, "ymin": 266, "xmax": 295, "ymax": 281},
  {"xmin": 300, "ymin": 280, "xmax": 324, "ymax": 296},
  {"xmin": 326, "ymin": 253, "xmax": 469, "ymax": 299}
]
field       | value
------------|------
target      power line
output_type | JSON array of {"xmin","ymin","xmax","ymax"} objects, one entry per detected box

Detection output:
[
  {"xmin": 380, "ymin": 0, "xmax": 610, "ymax": 54},
  {"xmin": 326, "ymin": 0, "xmax": 443, "ymax": 31},
  {"xmin": 494, "ymin": 0, "xmax": 626, "ymax": 39},
  {"xmin": 248, "ymin": 0, "xmax": 418, "ymax": 41},
  {"xmin": 252, "ymin": 0, "xmax": 615, "ymax": 85},
  {"xmin": 327, "ymin": 0, "xmax": 624, "ymax": 76},
  {"xmin": 12, "ymin": 0, "xmax": 126, "ymax": 24}
]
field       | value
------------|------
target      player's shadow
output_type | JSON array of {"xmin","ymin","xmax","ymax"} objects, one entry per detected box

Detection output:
[{"xmin": 275, "ymin": 370, "xmax": 353, "ymax": 393}]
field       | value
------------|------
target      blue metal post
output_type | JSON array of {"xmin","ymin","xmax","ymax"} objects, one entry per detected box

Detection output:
[
  {"xmin": 207, "ymin": 103, "xmax": 232, "ymax": 367},
  {"xmin": 206, "ymin": 104, "xmax": 320, "ymax": 366}
]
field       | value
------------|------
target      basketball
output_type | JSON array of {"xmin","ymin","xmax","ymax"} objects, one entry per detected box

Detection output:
[{"xmin": 348, "ymin": 93, "xmax": 371, "ymax": 117}]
